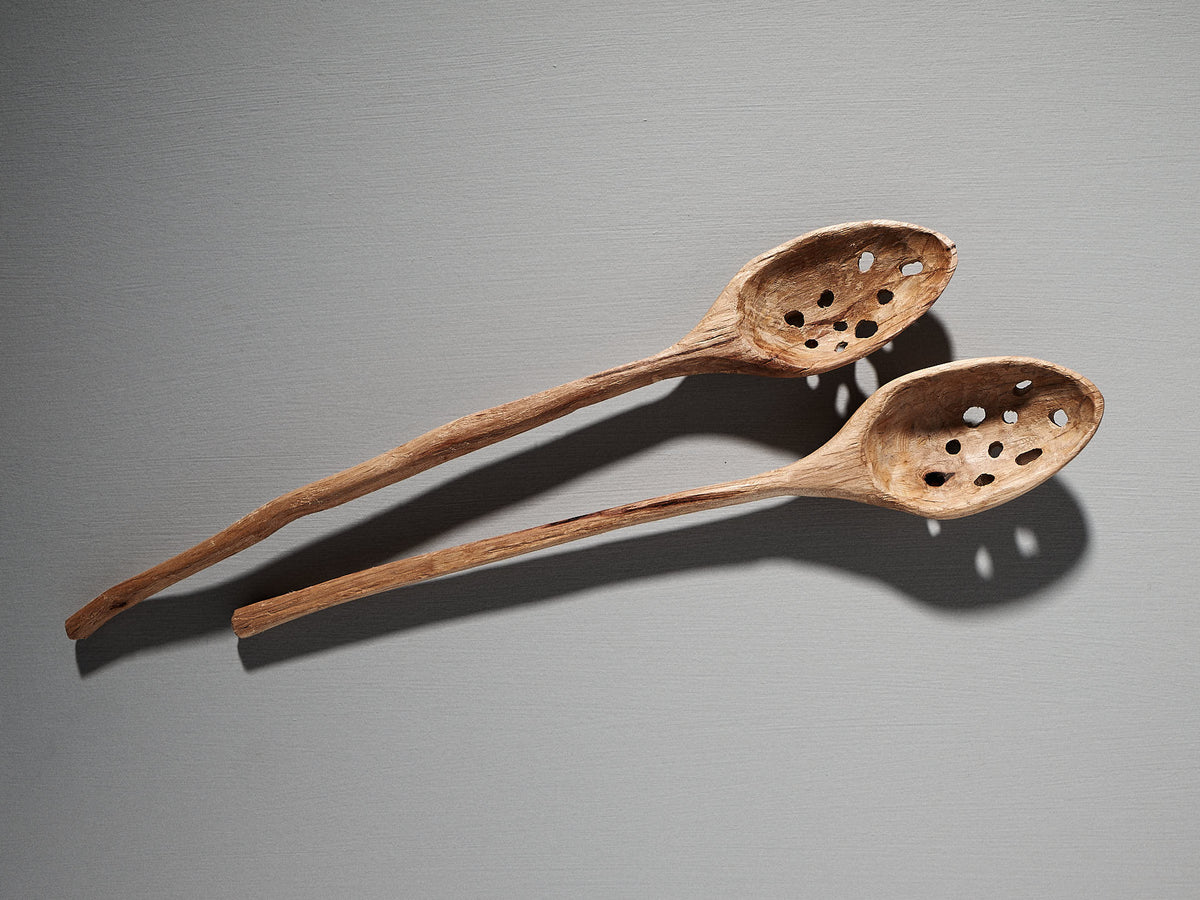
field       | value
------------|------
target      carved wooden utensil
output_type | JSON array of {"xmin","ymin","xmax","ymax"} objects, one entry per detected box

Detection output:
[
  {"xmin": 232, "ymin": 357, "xmax": 1102, "ymax": 638},
  {"xmin": 67, "ymin": 220, "xmax": 955, "ymax": 639}
]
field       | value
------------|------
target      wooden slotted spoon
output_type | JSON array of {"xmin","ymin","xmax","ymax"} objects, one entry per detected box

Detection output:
[
  {"xmin": 67, "ymin": 220, "xmax": 955, "ymax": 639},
  {"xmin": 232, "ymin": 357, "xmax": 1102, "ymax": 638}
]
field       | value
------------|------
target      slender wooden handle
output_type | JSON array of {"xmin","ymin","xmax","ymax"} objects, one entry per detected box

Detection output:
[
  {"xmin": 66, "ymin": 347, "xmax": 702, "ymax": 639},
  {"xmin": 231, "ymin": 469, "xmax": 793, "ymax": 637}
]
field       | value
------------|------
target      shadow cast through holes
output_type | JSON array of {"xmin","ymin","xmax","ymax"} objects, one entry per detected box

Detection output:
[{"xmin": 69, "ymin": 315, "xmax": 1086, "ymax": 672}]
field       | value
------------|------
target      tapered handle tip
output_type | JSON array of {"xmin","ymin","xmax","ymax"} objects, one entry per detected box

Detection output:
[
  {"xmin": 230, "ymin": 608, "xmax": 260, "ymax": 638},
  {"xmin": 65, "ymin": 601, "xmax": 114, "ymax": 640},
  {"xmin": 231, "ymin": 591, "xmax": 310, "ymax": 638}
]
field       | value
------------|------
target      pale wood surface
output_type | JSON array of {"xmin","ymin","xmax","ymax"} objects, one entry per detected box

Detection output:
[
  {"xmin": 232, "ymin": 357, "xmax": 1102, "ymax": 636},
  {"xmin": 65, "ymin": 220, "xmax": 954, "ymax": 639}
]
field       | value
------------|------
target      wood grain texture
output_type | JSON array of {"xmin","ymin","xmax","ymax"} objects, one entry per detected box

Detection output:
[
  {"xmin": 232, "ymin": 356, "xmax": 1101, "ymax": 636},
  {"xmin": 66, "ymin": 220, "xmax": 955, "ymax": 639}
]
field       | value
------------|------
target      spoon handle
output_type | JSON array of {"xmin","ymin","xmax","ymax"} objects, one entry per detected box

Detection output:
[
  {"xmin": 66, "ymin": 346, "xmax": 705, "ymax": 640},
  {"xmin": 231, "ymin": 470, "xmax": 793, "ymax": 638}
]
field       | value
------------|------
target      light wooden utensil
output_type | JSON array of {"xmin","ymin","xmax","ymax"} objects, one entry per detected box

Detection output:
[
  {"xmin": 232, "ymin": 357, "xmax": 1102, "ymax": 638},
  {"xmin": 67, "ymin": 220, "xmax": 955, "ymax": 639}
]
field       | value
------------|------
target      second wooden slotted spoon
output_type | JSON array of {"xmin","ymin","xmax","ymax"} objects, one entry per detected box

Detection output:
[
  {"xmin": 67, "ymin": 220, "xmax": 955, "ymax": 639},
  {"xmin": 232, "ymin": 356, "xmax": 1103, "ymax": 637}
]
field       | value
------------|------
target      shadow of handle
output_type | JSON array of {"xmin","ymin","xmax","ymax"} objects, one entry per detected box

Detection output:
[
  {"xmin": 237, "ymin": 475, "xmax": 1089, "ymax": 669},
  {"xmin": 73, "ymin": 312, "xmax": 1086, "ymax": 676}
]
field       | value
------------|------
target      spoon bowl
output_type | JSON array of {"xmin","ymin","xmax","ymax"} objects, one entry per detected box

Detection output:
[
  {"xmin": 683, "ymin": 220, "xmax": 956, "ymax": 375},
  {"xmin": 808, "ymin": 356, "xmax": 1104, "ymax": 518},
  {"xmin": 232, "ymin": 356, "xmax": 1101, "ymax": 638}
]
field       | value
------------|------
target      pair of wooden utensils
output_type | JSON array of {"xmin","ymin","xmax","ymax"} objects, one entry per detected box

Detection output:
[{"xmin": 65, "ymin": 221, "xmax": 1103, "ymax": 641}]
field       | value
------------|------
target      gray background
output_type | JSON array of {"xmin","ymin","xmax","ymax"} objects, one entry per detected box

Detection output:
[{"xmin": 4, "ymin": 1, "xmax": 1198, "ymax": 896}]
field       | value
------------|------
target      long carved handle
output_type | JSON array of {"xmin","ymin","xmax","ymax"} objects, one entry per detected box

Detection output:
[
  {"xmin": 231, "ymin": 470, "xmax": 793, "ymax": 638},
  {"xmin": 67, "ymin": 347, "xmax": 701, "ymax": 639}
]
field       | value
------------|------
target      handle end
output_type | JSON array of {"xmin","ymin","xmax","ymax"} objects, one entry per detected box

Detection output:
[
  {"xmin": 65, "ymin": 591, "xmax": 130, "ymax": 640},
  {"xmin": 230, "ymin": 607, "xmax": 261, "ymax": 639},
  {"xmin": 231, "ymin": 589, "xmax": 313, "ymax": 639}
]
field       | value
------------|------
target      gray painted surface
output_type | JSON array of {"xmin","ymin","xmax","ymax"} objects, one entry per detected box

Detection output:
[{"xmin": 3, "ymin": 2, "xmax": 1198, "ymax": 896}]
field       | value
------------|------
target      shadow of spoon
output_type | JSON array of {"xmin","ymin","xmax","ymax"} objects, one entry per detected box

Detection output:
[
  {"xmin": 235, "ymin": 475, "xmax": 1090, "ymax": 669},
  {"xmin": 71, "ymin": 314, "xmax": 1088, "ymax": 672}
]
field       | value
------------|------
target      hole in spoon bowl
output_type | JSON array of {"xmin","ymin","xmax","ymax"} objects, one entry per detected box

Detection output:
[
  {"xmin": 901, "ymin": 260, "xmax": 924, "ymax": 275},
  {"xmin": 1051, "ymin": 409, "xmax": 1069, "ymax": 427},
  {"xmin": 974, "ymin": 473, "xmax": 995, "ymax": 486},
  {"xmin": 1016, "ymin": 448, "xmax": 1043, "ymax": 466},
  {"xmin": 924, "ymin": 471, "xmax": 949, "ymax": 487},
  {"xmin": 945, "ymin": 439, "xmax": 961, "ymax": 454},
  {"xmin": 818, "ymin": 290, "xmax": 835, "ymax": 308},
  {"xmin": 859, "ymin": 251, "xmax": 874, "ymax": 272},
  {"xmin": 963, "ymin": 406, "xmax": 985, "ymax": 427},
  {"xmin": 855, "ymin": 320, "xmax": 878, "ymax": 339},
  {"xmin": 877, "ymin": 289, "xmax": 893, "ymax": 304},
  {"xmin": 834, "ymin": 320, "xmax": 848, "ymax": 331},
  {"xmin": 784, "ymin": 310, "xmax": 805, "ymax": 328},
  {"xmin": 1003, "ymin": 410, "xmax": 1018, "ymax": 424},
  {"xmin": 1014, "ymin": 379, "xmax": 1032, "ymax": 396},
  {"xmin": 988, "ymin": 441, "xmax": 1003, "ymax": 458}
]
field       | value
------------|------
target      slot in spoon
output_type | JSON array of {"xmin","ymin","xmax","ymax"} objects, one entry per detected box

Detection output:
[
  {"xmin": 67, "ymin": 220, "xmax": 955, "ymax": 639},
  {"xmin": 232, "ymin": 357, "xmax": 1101, "ymax": 638}
]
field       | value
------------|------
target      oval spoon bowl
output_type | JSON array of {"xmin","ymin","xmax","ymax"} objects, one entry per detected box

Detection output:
[
  {"xmin": 703, "ymin": 220, "xmax": 956, "ymax": 375},
  {"xmin": 849, "ymin": 357, "xmax": 1103, "ymax": 518}
]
